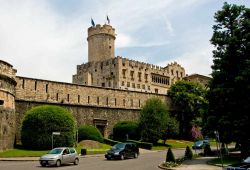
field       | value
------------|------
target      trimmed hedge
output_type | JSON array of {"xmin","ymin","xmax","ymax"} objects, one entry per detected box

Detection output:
[
  {"xmin": 21, "ymin": 105, "xmax": 76, "ymax": 150},
  {"xmin": 184, "ymin": 146, "xmax": 193, "ymax": 160},
  {"xmin": 103, "ymin": 138, "xmax": 120, "ymax": 146},
  {"xmin": 166, "ymin": 148, "xmax": 176, "ymax": 162},
  {"xmin": 78, "ymin": 125, "xmax": 103, "ymax": 143},
  {"xmin": 126, "ymin": 140, "xmax": 153, "ymax": 150},
  {"xmin": 113, "ymin": 121, "xmax": 140, "ymax": 141}
]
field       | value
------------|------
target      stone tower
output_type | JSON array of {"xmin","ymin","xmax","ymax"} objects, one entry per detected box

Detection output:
[
  {"xmin": 0, "ymin": 60, "xmax": 17, "ymax": 151},
  {"xmin": 87, "ymin": 24, "xmax": 116, "ymax": 62}
]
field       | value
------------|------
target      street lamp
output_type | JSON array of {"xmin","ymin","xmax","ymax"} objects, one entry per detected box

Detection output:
[
  {"xmin": 214, "ymin": 130, "xmax": 224, "ymax": 169},
  {"xmin": 52, "ymin": 132, "xmax": 60, "ymax": 149}
]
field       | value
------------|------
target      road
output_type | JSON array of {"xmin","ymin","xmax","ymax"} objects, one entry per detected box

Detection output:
[{"xmin": 0, "ymin": 149, "xmax": 188, "ymax": 170}]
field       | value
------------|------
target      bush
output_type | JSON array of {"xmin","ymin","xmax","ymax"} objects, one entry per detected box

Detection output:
[
  {"xmin": 127, "ymin": 140, "xmax": 153, "ymax": 150},
  {"xmin": 78, "ymin": 125, "xmax": 103, "ymax": 143},
  {"xmin": 21, "ymin": 105, "xmax": 76, "ymax": 150},
  {"xmin": 113, "ymin": 121, "xmax": 139, "ymax": 141},
  {"xmin": 103, "ymin": 138, "xmax": 120, "ymax": 146},
  {"xmin": 184, "ymin": 146, "xmax": 193, "ymax": 160},
  {"xmin": 166, "ymin": 148, "xmax": 176, "ymax": 162}
]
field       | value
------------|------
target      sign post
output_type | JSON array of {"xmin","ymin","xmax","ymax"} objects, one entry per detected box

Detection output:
[{"xmin": 52, "ymin": 132, "xmax": 60, "ymax": 149}]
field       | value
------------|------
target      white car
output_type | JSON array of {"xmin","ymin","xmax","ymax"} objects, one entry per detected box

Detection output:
[{"xmin": 39, "ymin": 147, "xmax": 79, "ymax": 167}]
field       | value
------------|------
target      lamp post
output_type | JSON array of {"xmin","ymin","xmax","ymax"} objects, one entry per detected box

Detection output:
[
  {"xmin": 214, "ymin": 131, "xmax": 224, "ymax": 169},
  {"xmin": 52, "ymin": 132, "xmax": 60, "ymax": 149}
]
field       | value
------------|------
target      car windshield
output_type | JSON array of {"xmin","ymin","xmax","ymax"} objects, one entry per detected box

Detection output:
[
  {"xmin": 112, "ymin": 143, "xmax": 125, "ymax": 150},
  {"xmin": 244, "ymin": 156, "xmax": 250, "ymax": 163},
  {"xmin": 48, "ymin": 148, "xmax": 63, "ymax": 154},
  {"xmin": 195, "ymin": 141, "xmax": 203, "ymax": 145}
]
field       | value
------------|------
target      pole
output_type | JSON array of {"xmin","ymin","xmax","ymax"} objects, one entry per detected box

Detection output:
[
  {"xmin": 214, "ymin": 131, "xmax": 224, "ymax": 169},
  {"xmin": 52, "ymin": 134, "xmax": 53, "ymax": 149}
]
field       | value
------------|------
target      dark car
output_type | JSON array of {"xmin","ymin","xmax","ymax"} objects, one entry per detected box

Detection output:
[
  {"xmin": 225, "ymin": 156, "xmax": 250, "ymax": 170},
  {"xmin": 105, "ymin": 143, "xmax": 139, "ymax": 160},
  {"xmin": 192, "ymin": 140, "xmax": 209, "ymax": 149}
]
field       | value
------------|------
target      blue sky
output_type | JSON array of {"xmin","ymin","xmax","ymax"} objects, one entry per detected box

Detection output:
[{"xmin": 0, "ymin": 0, "xmax": 249, "ymax": 82}]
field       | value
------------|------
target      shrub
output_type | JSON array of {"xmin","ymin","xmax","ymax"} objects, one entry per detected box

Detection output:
[
  {"xmin": 204, "ymin": 144, "xmax": 212, "ymax": 156},
  {"xmin": 113, "ymin": 121, "xmax": 139, "ymax": 141},
  {"xmin": 166, "ymin": 148, "xmax": 176, "ymax": 162},
  {"xmin": 127, "ymin": 140, "xmax": 153, "ymax": 150},
  {"xmin": 21, "ymin": 105, "xmax": 76, "ymax": 150},
  {"xmin": 184, "ymin": 146, "xmax": 193, "ymax": 160},
  {"xmin": 103, "ymin": 138, "xmax": 120, "ymax": 146},
  {"xmin": 78, "ymin": 125, "xmax": 103, "ymax": 143}
]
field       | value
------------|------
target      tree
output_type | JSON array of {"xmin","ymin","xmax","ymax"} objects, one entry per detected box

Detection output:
[
  {"xmin": 139, "ymin": 98, "xmax": 169, "ymax": 144},
  {"xmin": 166, "ymin": 148, "xmax": 176, "ymax": 162},
  {"xmin": 206, "ymin": 2, "xmax": 250, "ymax": 158},
  {"xmin": 21, "ymin": 105, "xmax": 76, "ymax": 149},
  {"xmin": 168, "ymin": 81, "xmax": 208, "ymax": 139},
  {"xmin": 113, "ymin": 121, "xmax": 139, "ymax": 141},
  {"xmin": 78, "ymin": 125, "xmax": 103, "ymax": 143}
]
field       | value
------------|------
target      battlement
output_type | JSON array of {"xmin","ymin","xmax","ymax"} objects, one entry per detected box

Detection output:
[
  {"xmin": 88, "ymin": 24, "xmax": 116, "ymax": 39},
  {"xmin": 0, "ymin": 60, "xmax": 17, "ymax": 79}
]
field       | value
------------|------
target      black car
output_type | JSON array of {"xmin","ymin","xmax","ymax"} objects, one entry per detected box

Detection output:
[
  {"xmin": 105, "ymin": 143, "xmax": 139, "ymax": 160},
  {"xmin": 225, "ymin": 156, "xmax": 250, "ymax": 170}
]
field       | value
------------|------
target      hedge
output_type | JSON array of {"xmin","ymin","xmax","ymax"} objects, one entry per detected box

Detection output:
[
  {"xmin": 78, "ymin": 125, "xmax": 103, "ymax": 143},
  {"xmin": 103, "ymin": 138, "xmax": 120, "ymax": 146},
  {"xmin": 126, "ymin": 140, "xmax": 153, "ymax": 150},
  {"xmin": 113, "ymin": 121, "xmax": 140, "ymax": 141}
]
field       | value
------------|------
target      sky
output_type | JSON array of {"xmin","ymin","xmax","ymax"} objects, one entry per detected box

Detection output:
[{"xmin": 0, "ymin": 0, "xmax": 249, "ymax": 83}]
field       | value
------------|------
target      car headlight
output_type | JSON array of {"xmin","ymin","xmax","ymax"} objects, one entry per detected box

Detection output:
[{"xmin": 114, "ymin": 152, "xmax": 120, "ymax": 155}]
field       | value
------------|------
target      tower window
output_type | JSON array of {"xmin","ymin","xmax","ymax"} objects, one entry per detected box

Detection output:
[{"xmin": 109, "ymin": 46, "xmax": 112, "ymax": 49}]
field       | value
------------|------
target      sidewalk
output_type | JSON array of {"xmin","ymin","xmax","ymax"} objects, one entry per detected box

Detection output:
[{"xmin": 174, "ymin": 157, "xmax": 221, "ymax": 170}]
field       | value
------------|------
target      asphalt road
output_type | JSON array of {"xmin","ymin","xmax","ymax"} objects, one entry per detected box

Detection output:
[{"xmin": 0, "ymin": 149, "xmax": 189, "ymax": 170}]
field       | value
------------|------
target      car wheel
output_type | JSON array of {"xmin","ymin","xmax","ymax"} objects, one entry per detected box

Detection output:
[
  {"xmin": 107, "ymin": 157, "xmax": 111, "ymax": 160},
  {"xmin": 55, "ymin": 160, "xmax": 61, "ymax": 167},
  {"xmin": 40, "ymin": 163, "xmax": 46, "ymax": 167},
  {"xmin": 120, "ymin": 154, "xmax": 124, "ymax": 160},
  {"xmin": 74, "ymin": 158, "xmax": 79, "ymax": 165},
  {"xmin": 134, "ymin": 153, "xmax": 138, "ymax": 158}
]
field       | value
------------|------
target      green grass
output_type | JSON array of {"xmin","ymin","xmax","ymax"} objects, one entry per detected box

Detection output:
[
  {"xmin": 208, "ymin": 155, "xmax": 241, "ymax": 167},
  {"xmin": 0, "ymin": 143, "xmax": 112, "ymax": 157},
  {"xmin": 152, "ymin": 139, "xmax": 194, "ymax": 150}
]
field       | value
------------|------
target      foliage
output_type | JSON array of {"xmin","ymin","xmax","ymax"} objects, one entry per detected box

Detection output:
[
  {"xmin": 126, "ymin": 140, "xmax": 153, "ymax": 150},
  {"xmin": 168, "ymin": 81, "xmax": 208, "ymax": 139},
  {"xmin": 78, "ymin": 125, "xmax": 103, "ymax": 143},
  {"xmin": 139, "ymin": 98, "xmax": 170, "ymax": 144},
  {"xmin": 205, "ymin": 2, "xmax": 250, "ymax": 158},
  {"xmin": 113, "ymin": 121, "xmax": 139, "ymax": 141},
  {"xmin": 204, "ymin": 144, "xmax": 213, "ymax": 156},
  {"xmin": 184, "ymin": 146, "xmax": 193, "ymax": 160},
  {"xmin": 190, "ymin": 126, "xmax": 203, "ymax": 141},
  {"xmin": 166, "ymin": 148, "xmax": 176, "ymax": 162},
  {"xmin": 162, "ymin": 117, "xmax": 180, "ymax": 142},
  {"xmin": 21, "ymin": 105, "xmax": 76, "ymax": 150},
  {"xmin": 103, "ymin": 138, "xmax": 120, "ymax": 146}
]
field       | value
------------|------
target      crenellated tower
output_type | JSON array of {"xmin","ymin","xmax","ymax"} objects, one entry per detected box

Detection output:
[{"xmin": 87, "ymin": 24, "xmax": 116, "ymax": 62}]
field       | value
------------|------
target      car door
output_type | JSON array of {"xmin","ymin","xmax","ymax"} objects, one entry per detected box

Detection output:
[{"xmin": 62, "ymin": 148, "xmax": 71, "ymax": 164}]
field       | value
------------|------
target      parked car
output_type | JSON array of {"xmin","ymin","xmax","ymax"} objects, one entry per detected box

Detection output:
[
  {"xmin": 224, "ymin": 156, "xmax": 250, "ymax": 170},
  {"xmin": 105, "ymin": 143, "xmax": 139, "ymax": 160},
  {"xmin": 192, "ymin": 140, "xmax": 209, "ymax": 149},
  {"xmin": 39, "ymin": 147, "xmax": 79, "ymax": 167}
]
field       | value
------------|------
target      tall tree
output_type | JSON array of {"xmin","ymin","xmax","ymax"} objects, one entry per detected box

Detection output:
[
  {"xmin": 139, "ymin": 98, "xmax": 169, "ymax": 144},
  {"xmin": 206, "ymin": 2, "xmax": 250, "ymax": 158},
  {"xmin": 168, "ymin": 80, "xmax": 207, "ymax": 139}
]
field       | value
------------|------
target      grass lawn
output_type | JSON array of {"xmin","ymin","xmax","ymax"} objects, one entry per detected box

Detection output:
[
  {"xmin": 152, "ymin": 139, "xmax": 194, "ymax": 150},
  {"xmin": 208, "ymin": 155, "xmax": 241, "ymax": 167},
  {"xmin": 0, "ymin": 143, "xmax": 111, "ymax": 157}
]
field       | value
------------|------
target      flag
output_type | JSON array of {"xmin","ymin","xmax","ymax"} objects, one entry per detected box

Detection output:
[
  {"xmin": 91, "ymin": 18, "xmax": 95, "ymax": 27},
  {"xmin": 107, "ymin": 15, "xmax": 110, "ymax": 24}
]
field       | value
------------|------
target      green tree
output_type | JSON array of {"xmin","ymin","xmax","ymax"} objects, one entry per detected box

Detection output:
[
  {"xmin": 21, "ymin": 105, "xmax": 76, "ymax": 149},
  {"xmin": 166, "ymin": 148, "xmax": 176, "ymax": 162},
  {"xmin": 78, "ymin": 125, "xmax": 103, "ymax": 143},
  {"xmin": 139, "ymin": 98, "xmax": 169, "ymax": 144},
  {"xmin": 113, "ymin": 121, "xmax": 139, "ymax": 141},
  {"xmin": 168, "ymin": 81, "xmax": 208, "ymax": 139},
  {"xmin": 205, "ymin": 2, "xmax": 250, "ymax": 158}
]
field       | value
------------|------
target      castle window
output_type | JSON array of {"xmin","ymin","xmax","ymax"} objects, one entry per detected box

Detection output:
[
  {"xmin": 132, "ymin": 83, "xmax": 135, "ymax": 88},
  {"xmin": 87, "ymin": 96, "xmax": 90, "ymax": 104},
  {"xmin": 102, "ymin": 83, "xmax": 105, "ymax": 87},
  {"xmin": 22, "ymin": 79, "xmax": 25, "ymax": 89},
  {"xmin": 127, "ymin": 82, "xmax": 130, "ymax": 87},
  {"xmin": 176, "ymin": 71, "xmax": 179, "ymax": 77},
  {"xmin": 123, "ymin": 99, "xmax": 126, "ymax": 106},
  {"xmin": 122, "ymin": 63, "xmax": 125, "ymax": 67},
  {"xmin": 114, "ymin": 98, "xmax": 117, "ymax": 106},
  {"xmin": 137, "ymin": 84, "xmax": 140, "ymax": 89},
  {"xmin": 95, "ymin": 69, "xmax": 97, "ymax": 72},
  {"xmin": 171, "ymin": 69, "xmax": 174, "ymax": 75},
  {"xmin": 45, "ymin": 84, "xmax": 48, "ymax": 93},
  {"xmin": 67, "ymin": 94, "xmax": 70, "ymax": 102},
  {"xmin": 111, "ymin": 72, "xmax": 113, "ymax": 75},
  {"xmin": 106, "ymin": 97, "xmax": 108, "ymax": 105},
  {"xmin": 138, "ymin": 72, "xmax": 142, "ymax": 81},
  {"xmin": 97, "ymin": 97, "xmax": 99, "ymax": 105},
  {"xmin": 34, "ymin": 81, "xmax": 37, "ymax": 90},
  {"xmin": 0, "ymin": 100, "xmax": 4, "ymax": 105},
  {"xmin": 122, "ymin": 69, "xmax": 126, "ymax": 78},
  {"xmin": 121, "ymin": 81, "xmax": 125, "ymax": 86},
  {"xmin": 148, "ymin": 86, "xmax": 150, "ymax": 90},
  {"xmin": 130, "ymin": 71, "xmax": 134, "ymax": 80},
  {"xmin": 56, "ymin": 93, "xmax": 59, "ymax": 101},
  {"xmin": 109, "ymin": 45, "xmax": 112, "ymax": 49},
  {"xmin": 180, "ymin": 72, "xmax": 183, "ymax": 77},
  {"xmin": 155, "ymin": 88, "xmax": 158, "ymax": 94},
  {"xmin": 78, "ymin": 95, "xmax": 80, "ymax": 103},
  {"xmin": 138, "ymin": 99, "xmax": 141, "ymax": 107},
  {"xmin": 142, "ymin": 84, "xmax": 145, "ymax": 89}
]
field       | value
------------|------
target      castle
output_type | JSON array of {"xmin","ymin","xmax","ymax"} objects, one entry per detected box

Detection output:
[{"xmin": 0, "ymin": 23, "xmax": 210, "ymax": 151}]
